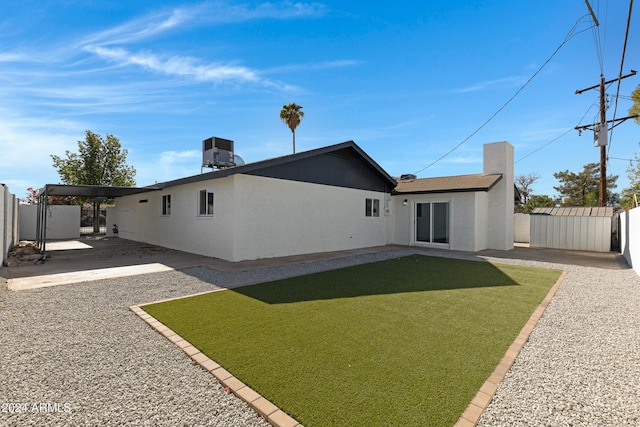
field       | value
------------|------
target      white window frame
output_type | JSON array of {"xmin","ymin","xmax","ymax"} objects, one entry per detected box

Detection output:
[
  {"xmin": 365, "ymin": 198, "xmax": 380, "ymax": 217},
  {"xmin": 411, "ymin": 199, "xmax": 451, "ymax": 247},
  {"xmin": 198, "ymin": 189, "xmax": 214, "ymax": 216},
  {"xmin": 161, "ymin": 194, "xmax": 171, "ymax": 216}
]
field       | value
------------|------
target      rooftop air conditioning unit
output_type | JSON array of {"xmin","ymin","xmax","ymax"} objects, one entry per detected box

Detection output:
[{"xmin": 202, "ymin": 137, "xmax": 235, "ymax": 169}]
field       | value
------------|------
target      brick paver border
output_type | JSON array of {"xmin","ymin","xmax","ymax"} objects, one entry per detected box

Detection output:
[
  {"xmin": 130, "ymin": 290, "xmax": 302, "ymax": 427},
  {"xmin": 453, "ymin": 269, "xmax": 568, "ymax": 427}
]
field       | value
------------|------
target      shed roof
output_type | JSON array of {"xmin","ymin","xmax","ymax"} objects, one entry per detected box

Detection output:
[
  {"xmin": 531, "ymin": 206, "xmax": 614, "ymax": 217},
  {"xmin": 392, "ymin": 173, "xmax": 502, "ymax": 195}
]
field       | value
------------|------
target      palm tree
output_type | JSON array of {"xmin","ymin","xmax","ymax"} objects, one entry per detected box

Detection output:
[{"xmin": 279, "ymin": 103, "xmax": 304, "ymax": 153}]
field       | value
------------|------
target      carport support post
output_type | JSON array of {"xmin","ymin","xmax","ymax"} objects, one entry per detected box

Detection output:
[
  {"xmin": 93, "ymin": 201, "xmax": 100, "ymax": 234},
  {"xmin": 36, "ymin": 187, "xmax": 48, "ymax": 257},
  {"xmin": 35, "ymin": 193, "xmax": 41, "ymax": 250}
]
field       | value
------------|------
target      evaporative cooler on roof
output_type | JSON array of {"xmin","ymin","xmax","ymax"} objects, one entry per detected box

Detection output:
[{"xmin": 202, "ymin": 137, "xmax": 235, "ymax": 169}]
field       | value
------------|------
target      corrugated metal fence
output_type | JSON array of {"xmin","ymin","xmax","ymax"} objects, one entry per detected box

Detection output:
[{"xmin": 528, "ymin": 207, "xmax": 613, "ymax": 253}]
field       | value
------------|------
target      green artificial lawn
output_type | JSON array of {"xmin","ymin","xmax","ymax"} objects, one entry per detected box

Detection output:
[{"xmin": 143, "ymin": 255, "xmax": 562, "ymax": 426}]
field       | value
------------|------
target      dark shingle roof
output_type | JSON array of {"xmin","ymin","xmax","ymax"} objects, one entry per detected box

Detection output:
[{"xmin": 393, "ymin": 173, "xmax": 502, "ymax": 195}]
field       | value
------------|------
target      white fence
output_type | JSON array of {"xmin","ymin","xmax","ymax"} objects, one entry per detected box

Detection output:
[
  {"xmin": 19, "ymin": 204, "xmax": 81, "ymax": 241},
  {"xmin": 620, "ymin": 207, "xmax": 640, "ymax": 276},
  {"xmin": 1, "ymin": 184, "xmax": 19, "ymax": 265},
  {"xmin": 514, "ymin": 213, "xmax": 530, "ymax": 243}
]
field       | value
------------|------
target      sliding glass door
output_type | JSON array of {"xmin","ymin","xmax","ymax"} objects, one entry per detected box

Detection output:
[{"xmin": 415, "ymin": 201, "xmax": 449, "ymax": 245}]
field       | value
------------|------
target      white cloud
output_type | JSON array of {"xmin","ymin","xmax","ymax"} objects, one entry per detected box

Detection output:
[
  {"xmin": 0, "ymin": 52, "xmax": 30, "ymax": 62},
  {"xmin": 132, "ymin": 150, "xmax": 203, "ymax": 186},
  {"xmin": 445, "ymin": 155, "xmax": 483, "ymax": 164},
  {"xmin": 81, "ymin": 1, "xmax": 327, "ymax": 48},
  {"xmin": 73, "ymin": 1, "xmax": 327, "ymax": 93},
  {"xmin": 0, "ymin": 110, "xmax": 87, "ymax": 196},
  {"xmin": 80, "ymin": 7, "xmax": 196, "ymax": 47},
  {"xmin": 265, "ymin": 60, "xmax": 362, "ymax": 74},
  {"xmin": 85, "ymin": 46, "xmax": 299, "ymax": 92},
  {"xmin": 90, "ymin": 46, "xmax": 258, "ymax": 82},
  {"xmin": 158, "ymin": 150, "xmax": 200, "ymax": 164},
  {"xmin": 452, "ymin": 76, "xmax": 526, "ymax": 94}
]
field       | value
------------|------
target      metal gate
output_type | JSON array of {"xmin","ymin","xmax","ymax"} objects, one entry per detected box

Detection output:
[{"xmin": 80, "ymin": 205, "xmax": 107, "ymax": 234}]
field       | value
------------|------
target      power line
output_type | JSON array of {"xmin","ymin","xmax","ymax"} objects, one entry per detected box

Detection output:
[
  {"xmin": 587, "ymin": 0, "xmax": 605, "ymax": 73},
  {"xmin": 515, "ymin": 101, "xmax": 597, "ymax": 164},
  {"xmin": 514, "ymin": 129, "xmax": 574, "ymax": 164},
  {"xmin": 609, "ymin": 156, "xmax": 634, "ymax": 163},
  {"xmin": 413, "ymin": 14, "xmax": 592, "ymax": 176},
  {"xmin": 607, "ymin": 0, "xmax": 634, "ymax": 157}
]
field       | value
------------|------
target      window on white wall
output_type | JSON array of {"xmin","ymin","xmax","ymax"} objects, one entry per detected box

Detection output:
[
  {"xmin": 365, "ymin": 198, "xmax": 380, "ymax": 217},
  {"xmin": 162, "ymin": 195, "xmax": 171, "ymax": 216},
  {"xmin": 198, "ymin": 189, "xmax": 214, "ymax": 216}
]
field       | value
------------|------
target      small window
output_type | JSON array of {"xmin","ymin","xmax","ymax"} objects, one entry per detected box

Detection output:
[
  {"xmin": 199, "ymin": 189, "xmax": 214, "ymax": 216},
  {"xmin": 365, "ymin": 198, "xmax": 380, "ymax": 217},
  {"xmin": 162, "ymin": 195, "xmax": 171, "ymax": 216}
]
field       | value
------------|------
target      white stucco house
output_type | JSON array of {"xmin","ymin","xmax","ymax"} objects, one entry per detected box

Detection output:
[
  {"xmin": 393, "ymin": 142, "xmax": 514, "ymax": 252},
  {"xmin": 100, "ymin": 140, "xmax": 514, "ymax": 261}
]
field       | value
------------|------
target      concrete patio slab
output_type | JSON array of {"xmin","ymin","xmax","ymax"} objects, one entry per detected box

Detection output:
[
  {"xmin": 45, "ymin": 240, "xmax": 94, "ymax": 251},
  {"xmin": 7, "ymin": 263, "xmax": 173, "ymax": 291}
]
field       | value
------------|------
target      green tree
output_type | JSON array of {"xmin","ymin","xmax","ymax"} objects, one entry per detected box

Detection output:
[
  {"xmin": 620, "ymin": 149, "xmax": 640, "ymax": 209},
  {"xmin": 279, "ymin": 103, "xmax": 304, "ymax": 154},
  {"xmin": 624, "ymin": 85, "xmax": 640, "ymax": 208},
  {"xmin": 553, "ymin": 163, "xmax": 618, "ymax": 207},
  {"xmin": 523, "ymin": 194, "xmax": 556, "ymax": 213},
  {"xmin": 51, "ymin": 130, "xmax": 136, "ymax": 231},
  {"xmin": 630, "ymin": 84, "xmax": 640, "ymax": 125},
  {"xmin": 52, "ymin": 131, "xmax": 136, "ymax": 187}
]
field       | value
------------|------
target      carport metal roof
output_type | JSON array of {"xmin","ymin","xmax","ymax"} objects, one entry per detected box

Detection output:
[
  {"xmin": 38, "ymin": 184, "xmax": 159, "ymax": 198},
  {"xmin": 35, "ymin": 184, "xmax": 160, "ymax": 259}
]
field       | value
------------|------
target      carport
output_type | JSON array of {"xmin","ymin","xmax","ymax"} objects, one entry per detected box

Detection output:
[{"xmin": 36, "ymin": 184, "xmax": 158, "ymax": 259}]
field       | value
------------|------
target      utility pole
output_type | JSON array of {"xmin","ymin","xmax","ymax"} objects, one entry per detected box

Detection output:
[
  {"xmin": 575, "ymin": 70, "xmax": 637, "ymax": 206},
  {"xmin": 598, "ymin": 75, "xmax": 606, "ymax": 207}
]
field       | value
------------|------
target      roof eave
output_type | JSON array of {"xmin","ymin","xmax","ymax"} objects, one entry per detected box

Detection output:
[
  {"xmin": 392, "ymin": 187, "xmax": 493, "ymax": 196},
  {"xmin": 392, "ymin": 174, "xmax": 502, "ymax": 195}
]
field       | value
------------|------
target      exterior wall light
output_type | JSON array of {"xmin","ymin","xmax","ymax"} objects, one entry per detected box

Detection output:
[{"xmin": 403, "ymin": 199, "xmax": 408, "ymax": 206}]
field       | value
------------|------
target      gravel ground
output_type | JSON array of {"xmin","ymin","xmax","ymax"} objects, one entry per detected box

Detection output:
[
  {"xmin": 0, "ymin": 270, "xmax": 271, "ymax": 427},
  {"xmin": 1, "ymin": 248, "xmax": 639, "ymax": 426},
  {"xmin": 0, "ymin": 248, "xmax": 415, "ymax": 427},
  {"xmin": 477, "ymin": 263, "xmax": 640, "ymax": 427}
]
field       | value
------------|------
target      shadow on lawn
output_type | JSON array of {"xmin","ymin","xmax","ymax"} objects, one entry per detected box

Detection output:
[{"xmin": 232, "ymin": 254, "xmax": 520, "ymax": 304}]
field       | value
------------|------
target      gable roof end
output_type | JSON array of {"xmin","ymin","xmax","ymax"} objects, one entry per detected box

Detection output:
[{"xmin": 151, "ymin": 140, "xmax": 397, "ymax": 193}]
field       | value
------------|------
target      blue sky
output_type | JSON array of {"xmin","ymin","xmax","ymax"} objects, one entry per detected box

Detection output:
[{"xmin": 1, "ymin": 1, "xmax": 639, "ymax": 201}]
